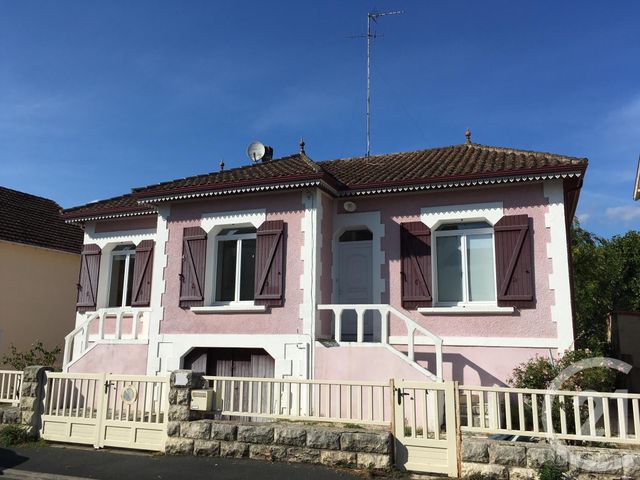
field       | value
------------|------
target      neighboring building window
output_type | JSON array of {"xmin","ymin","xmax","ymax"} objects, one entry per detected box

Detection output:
[
  {"xmin": 108, "ymin": 244, "xmax": 136, "ymax": 307},
  {"xmin": 434, "ymin": 221, "xmax": 495, "ymax": 304},
  {"xmin": 215, "ymin": 227, "xmax": 256, "ymax": 302}
]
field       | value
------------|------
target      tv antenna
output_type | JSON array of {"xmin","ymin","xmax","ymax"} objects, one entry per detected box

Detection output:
[{"xmin": 350, "ymin": 10, "xmax": 404, "ymax": 157}]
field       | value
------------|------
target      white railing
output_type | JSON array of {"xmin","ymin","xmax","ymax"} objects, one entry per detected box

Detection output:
[
  {"xmin": 203, "ymin": 375, "xmax": 392, "ymax": 426},
  {"xmin": 460, "ymin": 385, "xmax": 640, "ymax": 445},
  {"xmin": 0, "ymin": 370, "xmax": 22, "ymax": 405},
  {"xmin": 317, "ymin": 304, "xmax": 443, "ymax": 381},
  {"xmin": 63, "ymin": 308, "xmax": 151, "ymax": 369}
]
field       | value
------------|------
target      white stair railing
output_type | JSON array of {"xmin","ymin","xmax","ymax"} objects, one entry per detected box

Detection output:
[
  {"xmin": 317, "ymin": 304, "xmax": 443, "ymax": 381},
  {"xmin": 63, "ymin": 308, "xmax": 151, "ymax": 369}
]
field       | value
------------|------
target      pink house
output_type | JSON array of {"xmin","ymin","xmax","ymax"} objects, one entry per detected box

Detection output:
[{"xmin": 61, "ymin": 137, "xmax": 587, "ymax": 386}]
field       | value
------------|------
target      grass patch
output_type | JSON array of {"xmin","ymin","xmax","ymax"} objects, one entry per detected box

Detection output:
[{"xmin": 0, "ymin": 425, "xmax": 31, "ymax": 446}]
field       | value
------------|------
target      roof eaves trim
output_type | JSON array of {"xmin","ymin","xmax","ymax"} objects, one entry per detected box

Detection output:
[
  {"xmin": 339, "ymin": 170, "xmax": 584, "ymax": 197},
  {"xmin": 65, "ymin": 210, "xmax": 157, "ymax": 224},
  {"xmin": 136, "ymin": 179, "xmax": 339, "ymax": 204}
]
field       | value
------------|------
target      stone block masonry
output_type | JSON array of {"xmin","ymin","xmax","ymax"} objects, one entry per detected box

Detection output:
[
  {"xmin": 166, "ymin": 420, "xmax": 392, "ymax": 471},
  {"xmin": 462, "ymin": 437, "xmax": 640, "ymax": 479}
]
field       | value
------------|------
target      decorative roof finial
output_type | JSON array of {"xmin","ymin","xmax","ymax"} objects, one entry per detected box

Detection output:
[
  {"xmin": 299, "ymin": 138, "xmax": 306, "ymax": 154},
  {"xmin": 465, "ymin": 128, "xmax": 471, "ymax": 145},
  {"xmin": 219, "ymin": 159, "xmax": 225, "ymax": 172}
]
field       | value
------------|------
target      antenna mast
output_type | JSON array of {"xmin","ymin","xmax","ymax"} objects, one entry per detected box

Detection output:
[{"xmin": 365, "ymin": 10, "xmax": 404, "ymax": 157}]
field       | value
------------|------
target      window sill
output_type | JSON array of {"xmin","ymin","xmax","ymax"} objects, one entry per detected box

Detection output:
[
  {"xmin": 418, "ymin": 305, "xmax": 515, "ymax": 315},
  {"xmin": 190, "ymin": 304, "xmax": 267, "ymax": 314}
]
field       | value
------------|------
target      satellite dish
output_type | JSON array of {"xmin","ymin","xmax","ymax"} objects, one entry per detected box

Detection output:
[{"xmin": 247, "ymin": 141, "xmax": 266, "ymax": 163}]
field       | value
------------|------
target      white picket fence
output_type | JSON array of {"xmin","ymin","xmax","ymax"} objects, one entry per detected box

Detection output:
[
  {"xmin": 203, "ymin": 376, "xmax": 393, "ymax": 425},
  {"xmin": 460, "ymin": 385, "xmax": 640, "ymax": 445},
  {"xmin": 0, "ymin": 370, "xmax": 22, "ymax": 406}
]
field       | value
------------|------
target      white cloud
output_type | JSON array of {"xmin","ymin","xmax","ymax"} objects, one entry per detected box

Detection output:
[
  {"xmin": 605, "ymin": 205, "xmax": 640, "ymax": 222},
  {"xmin": 576, "ymin": 212, "xmax": 591, "ymax": 224}
]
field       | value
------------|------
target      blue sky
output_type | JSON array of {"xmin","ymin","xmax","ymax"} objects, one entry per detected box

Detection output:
[{"xmin": 1, "ymin": 1, "xmax": 638, "ymax": 237}]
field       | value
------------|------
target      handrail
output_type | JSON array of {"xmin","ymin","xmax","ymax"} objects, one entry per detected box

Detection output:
[
  {"xmin": 317, "ymin": 303, "xmax": 443, "ymax": 381},
  {"xmin": 63, "ymin": 307, "xmax": 152, "ymax": 368}
]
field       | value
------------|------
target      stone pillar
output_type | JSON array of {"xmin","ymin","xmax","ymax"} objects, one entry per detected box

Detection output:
[
  {"xmin": 166, "ymin": 369, "xmax": 206, "ymax": 453},
  {"xmin": 19, "ymin": 365, "xmax": 52, "ymax": 437}
]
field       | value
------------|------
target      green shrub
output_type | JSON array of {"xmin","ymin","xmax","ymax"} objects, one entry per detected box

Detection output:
[
  {"xmin": 1, "ymin": 341, "xmax": 61, "ymax": 370},
  {"xmin": 0, "ymin": 425, "xmax": 31, "ymax": 446},
  {"xmin": 538, "ymin": 463, "xmax": 564, "ymax": 480}
]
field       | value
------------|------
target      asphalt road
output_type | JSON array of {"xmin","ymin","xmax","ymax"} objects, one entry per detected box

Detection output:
[{"xmin": 0, "ymin": 444, "xmax": 366, "ymax": 480}]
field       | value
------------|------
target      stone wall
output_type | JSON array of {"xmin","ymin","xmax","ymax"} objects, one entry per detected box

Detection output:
[
  {"xmin": 19, "ymin": 366, "xmax": 51, "ymax": 436},
  {"xmin": 462, "ymin": 437, "xmax": 640, "ymax": 479},
  {"xmin": 0, "ymin": 405, "xmax": 20, "ymax": 425},
  {"xmin": 165, "ymin": 369, "xmax": 392, "ymax": 470},
  {"xmin": 166, "ymin": 420, "xmax": 393, "ymax": 470}
]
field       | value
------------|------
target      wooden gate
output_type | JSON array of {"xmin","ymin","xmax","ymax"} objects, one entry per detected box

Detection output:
[
  {"xmin": 40, "ymin": 372, "xmax": 168, "ymax": 451},
  {"xmin": 393, "ymin": 380, "xmax": 459, "ymax": 477}
]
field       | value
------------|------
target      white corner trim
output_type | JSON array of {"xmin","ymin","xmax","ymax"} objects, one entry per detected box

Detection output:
[
  {"xmin": 146, "ymin": 205, "xmax": 170, "ymax": 375},
  {"xmin": 544, "ymin": 179, "xmax": 574, "ymax": 351},
  {"xmin": 190, "ymin": 305, "xmax": 267, "ymax": 313},
  {"xmin": 421, "ymin": 202, "xmax": 504, "ymax": 229},
  {"xmin": 388, "ymin": 335, "xmax": 558, "ymax": 348},
  {"xmin": 418, "ymin": 306, "xmax": 515, "ymax": 315},
  {"xmin": 201, "ymin": 209, "xmax": 266, "ymax": 305},
  {"xmin": 332, "ymin": 210, "xmax": 385, "ymax": 303},
  {"xmin": 299, "ymin": 190, "xmax": 319, "ymax": 339}
]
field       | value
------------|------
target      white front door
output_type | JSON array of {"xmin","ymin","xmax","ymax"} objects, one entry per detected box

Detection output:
[{"xmin": 337, "ymin": 240, "xmax": 374, "ymax": 341}]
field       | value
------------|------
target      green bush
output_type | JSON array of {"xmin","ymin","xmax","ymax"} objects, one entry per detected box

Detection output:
[
  {"xmin": 0, "ymin": 425, "xmax": 31, "ymax": 446},
  {"xmin": 538, "ymin": 463, "xmax": 564, "ymax": 480},
  {"xmin": 1, "ymin": 341, "xmax": 61, "ymax": 370},
  {"xmin": 509, "ymin": 348, "xmax": 616, "ymax": 392}
]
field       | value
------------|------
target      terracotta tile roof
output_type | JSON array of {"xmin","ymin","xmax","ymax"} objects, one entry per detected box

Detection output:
[
  {"xmin": 0, "ymin": 186, "xmax": 83, "ymax": 254},
  {"xmin": 62, "ymin": 193, "xmax": 156, "ymax": 222},
  {"xmin": 132, "ymin": 153, "xmax": 331, "ymax": 198},
  {"xmin": 64, "ymin": 142, "xmax": 588, "ymax": 217},
  {"xmin": 319, "ymin": 143, "xmax": 587, "ymax": 190}
]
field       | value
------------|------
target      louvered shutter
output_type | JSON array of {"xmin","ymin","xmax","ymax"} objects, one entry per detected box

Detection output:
[
  {"xmin": 400, "ymin": 222, "xmax": 433, "ymax": 309},
  {"xmin": 131, "ymin": 240, "xmax": 154, "ymax": 307},
  {"xmin": 179, "ymin": 227, "xmax": 207, "ymax": 308},
  {"xmin": 76, "ymin": 244, "xmax": 101, "ymax": 312},
  {"xmin": 254, "ymin": 220, "xmax": 285, "ymax": 307},
  {"xmin": 494, "ymin": 215, "xmax": 535, "ymax": 308}
]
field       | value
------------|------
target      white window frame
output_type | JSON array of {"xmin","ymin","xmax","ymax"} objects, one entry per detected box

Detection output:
[
  {"xmin": 212, "ymin": 228, "xmax": 257, "ymax": 305},
  {"xmin": 108, "ymin": 244, "xmax": 136, "ymax": 308},
  {"xmin": 432, "ymin": 224, "xmax": 497, "ymax": 307}
]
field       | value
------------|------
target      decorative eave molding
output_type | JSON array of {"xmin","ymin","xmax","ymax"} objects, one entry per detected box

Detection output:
[
  {"xmin": 136, "ymin": 179, "xmax": 339, "ymax": 205},
  {"xmin": 338, "ymin": 171, "xmax": 584, "ymax": 197},
  {"xmin": 64, "ymin": 209, "xmax": 156, "ymax": 224}
]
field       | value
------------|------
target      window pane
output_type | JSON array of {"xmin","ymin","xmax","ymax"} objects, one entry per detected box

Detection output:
[
  {"xmin": 438, "ymin": 222, "xmax": 492, "ymax": 231},
  {"xmin": 239, "ymin": 239, "xmax": 256, "ymax": 301},
  {"xmin": 436, "ymin": 236, "xmax": 463, "ymax": 302},
  {"xmin": 467, "ymin": 234, "xmax": 496, "ymax": 301},
  {"xmin": 339, "ymin": 229, "xmax": 373, "ymax": 242},
  {"xmin": 125, "ymin": 256, "xmax": 135, "ymax": 306},
  {"xmin": 216, "ymin": 241, "xmax": 237, "ymax": 301},
  {"xmin": 108, "ymin": 255, "xmax": 126, "ymax": 307}
]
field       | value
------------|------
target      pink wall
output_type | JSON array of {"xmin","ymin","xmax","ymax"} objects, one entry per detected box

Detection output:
[
  {"xmin": 326, "ymin": 183, "xmax": 556, "ymax": 340},
  {"xmin": 315, "ymin": 344, "xmax": 556, "ymax": 386},
  {"xmin": 94, "ymin": 215, "xmax": 157, "ymax": 233},
  {"xmin": 161, "ymin": 191, "xmax": 306, "ymax": 335},
  {"xmin": 69, "ymin": 344, "xmax": 148, "ymax": 374}
]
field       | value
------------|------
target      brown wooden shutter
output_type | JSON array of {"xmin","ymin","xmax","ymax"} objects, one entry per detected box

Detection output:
[
  {"xmin": 179, "ymin": 227, "xmax": 207, "ymax": 308},
  {"xmin": 400, "ymin": 222, "xmax": 432, "ymax": 309},
  {"xmin": 494, "ymin": 214, "xmax": 535, "ymax": 308},
  {"xmin": 254, "ymin": 220, "xmax": 285, "ymax": 307},
  {"xmin": 76, "ymin": 244, "xmax": 101, "ymax": 312},
  {"xmin": 131, "ymin": 240, "xmax": 154, "ymax": 307}
]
